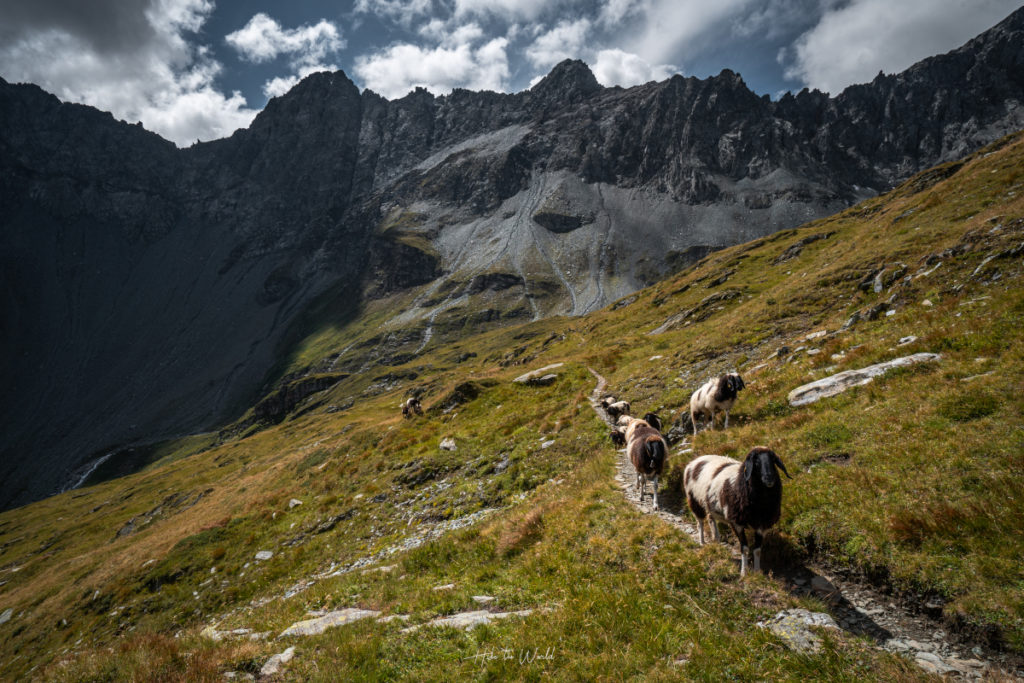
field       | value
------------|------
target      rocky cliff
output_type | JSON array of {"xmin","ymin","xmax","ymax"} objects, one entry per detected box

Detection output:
[{"xmin": 1, "ymin": 7, "xmax": 1023, "ymax": 509}]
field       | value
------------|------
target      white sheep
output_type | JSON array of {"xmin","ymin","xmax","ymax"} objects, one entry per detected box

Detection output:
[
  {"xmin": 690, "ymin": 373, "xmax": 745, "ymax": 435},
  {"xmin": 683, "ymin": 447, "xmax": 790, "ymax": 576}
]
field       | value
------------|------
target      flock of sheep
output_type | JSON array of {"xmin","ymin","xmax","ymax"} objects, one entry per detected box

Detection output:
[
  {"xmin": 400, "ymin": 371, "xmax": 789, "ymax": 577},
  {"xmin": 605, "ymin": 373, "xmax": 791, "ymax": 577}
]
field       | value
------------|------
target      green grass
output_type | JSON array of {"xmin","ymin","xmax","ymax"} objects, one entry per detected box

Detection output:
[{"xmin": 2, "ymin": 131, "xmax": 1024, "ymax": 680}]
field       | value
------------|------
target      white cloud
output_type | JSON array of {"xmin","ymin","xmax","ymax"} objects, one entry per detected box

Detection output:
[
  {"xmin": 0, "ymin": 0, "xmax": 256, "ymax": 146},
  {"xmin": 624, "ymin": 0, "xmax": 754, "ymax": 65},
  {"xmin": 225, "ymin": 13, "xmax": 343, "ymax": 64},
  {"xmin": 354, "ymin": 37, "xmax": 510, "ymax": 99},
  {"xmin": 454, "ymin": 0, "xmax": 555, "ymax": 21},
  {"xmin": 225, "ymin": 13, "xmax": 345, "ymax": 98},
  {"xmin": 598, "ymin": 0, "xmax": 643, "ymax": 28},
  {"xmin": 525, "ymin": 18, "xmax": 591, "ymax": 69},
  {"xmin": 355, "ymin": 0, "xmax": 435, "ymax": 28},
  {"xmin": 784, "ymin": 0, "xmax": 1022, "ymax": 94},
  {"xmin": 592, "ymin": 48, "xmax": 678, "ymax": 87}
]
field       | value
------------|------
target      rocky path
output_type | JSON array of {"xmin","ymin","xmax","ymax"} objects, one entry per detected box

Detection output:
[{"xmin": 587, "ymin": 368, "xmax": 1022, "ymax": 680}]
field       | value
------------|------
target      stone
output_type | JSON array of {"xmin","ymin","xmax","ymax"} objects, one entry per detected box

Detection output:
[
  {"xmin": 278, "ymin": 608, "xmax": 380, "ymax": 638},
  {"xmin": 915, "ymin": 651, "xmax": 954, "ymax": 674},
  {"xmin": 897, "ymin": 335, "xmax": 918, "ymax": 345},
  {"xmin": 254, "ymin": 550, "xmax": 273, "ymax": 561},
  {"xmin": 439, "ymin": 438, "xmax": 457, "ymax": 451},
  {"xmin": 432, "ymin": 583, "xmax": 456, "ymax": 591},
  {"xmin": 922, "ymin": 299, "xmax": 934, "ymax": 306},
  {"xmin": 513, "ymin": 363, "xmax": 565, "ymax": 384},
  {"xmin": 260, "ymin": 646, "xmax": 296, "ymax": 676},
  {"xmin": 541, "ymin": 439, "xmax": 556, "ymax": 449},
  {"xmin": 787, "ymin": 353, "xmax": 941, "ymax": 406},
  {"xmin": 472, "ymin": 595, "xmax": 496, "ymax": 604},
  {"xmin": 758, "ymin": 609, "xmax": 839, "ymax": 653},
  {"xmin": 0, "ymin": 608, "xmax": 13, "ymax": 625},
  {"xmin": 288, "ymin": 498, "xmax": 303, "ymax": 509},
  {"xmin": 403, "ymin": 609, "xmax": 534, "ymax": 633}
]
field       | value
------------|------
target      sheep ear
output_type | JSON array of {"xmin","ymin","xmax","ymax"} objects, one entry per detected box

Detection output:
[
  {"xmin": 744, "ymin": 457, "xmax": 754, "ymax": 482},
  {"xmin": 738, "ymin": 377, "xmax": 746, "ymax": 390},
  {"xmin": 772, "ymin": 453, "xmax": 792, "ymax": 479}
]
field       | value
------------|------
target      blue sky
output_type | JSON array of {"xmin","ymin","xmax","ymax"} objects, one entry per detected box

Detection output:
[{"xmin": 1, "ymin": 0, "xmax": 1020, "ymax": 146}]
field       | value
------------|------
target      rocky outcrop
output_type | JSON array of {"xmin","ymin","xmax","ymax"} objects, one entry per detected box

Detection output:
[{"xmin": 2, "ymin": 8, "xmax": 1023, "ymax": 509}]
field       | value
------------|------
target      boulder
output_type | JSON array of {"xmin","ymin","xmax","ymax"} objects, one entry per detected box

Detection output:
[
  {"xmin": 513, "ymin": 363, "xmax": 565, "ymax": 384},
  {"xmin": 788, "ymin": 353, "xmax": 941, "ymax": 406},
  {"xmin": 278, "ymin": 608, "xmax": 380, "ymax": 638},
  {"xmin": 260, "ymin": 646, "xmax": 296, "ymax": 676}
]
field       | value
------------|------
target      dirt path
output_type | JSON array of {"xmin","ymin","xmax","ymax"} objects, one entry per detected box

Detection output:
[{"xmin": 587, "ymin": 368, "xmax": 1022, "ymax": 680}]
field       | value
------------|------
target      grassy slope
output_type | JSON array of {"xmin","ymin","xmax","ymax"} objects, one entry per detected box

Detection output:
[{"xmin": 1, "ymin": 131, "xmax": 1022, "ymax": 680}]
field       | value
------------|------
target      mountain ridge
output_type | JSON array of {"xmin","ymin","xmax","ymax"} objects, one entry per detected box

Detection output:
[{"xmin": 1, "ymin": 7, "xmax": 1023, "ymax": 509}]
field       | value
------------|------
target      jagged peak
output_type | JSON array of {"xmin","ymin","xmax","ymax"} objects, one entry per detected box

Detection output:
[{"xmin": 530, "ymin": 59, "xmax": 601, "ymax": 99}]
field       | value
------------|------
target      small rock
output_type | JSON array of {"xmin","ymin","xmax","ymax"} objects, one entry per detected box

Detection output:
[
  {"xmin": 254, "ymin": 550, "xmax": 273, "ymax": 561},
  {"xmin": 432, "ymin": 583, "xmax": 456, "ymax": 591},
  {"xmin": 288, "ymin": 498, "xmax": 303, "ymax": 509},
  {"xmin": 540, "ymin": 439, "xmax": 556, "ymax": 449},
  {"xmin": 885, "ymin": 309, "xmax": 896, "ymax": 317},
  {"xmin": 915, "ymin": 651, "xmax": 954, "ymax": 674},
  {"xmin": 472, "ymin": 595, "xmax": 495, "ymax": 604},
  {"xmin": 758, "ymin": 609, "xmax": 839, "ymax": 653},
  {"xmin": 260, "ymin": 646, "xmax": 296, "ymax": 677},
  {"xmin": 403, "ymin": 609, "xmax": 534, "ymax": 632},
  {"xmin": 897, "ymin": 335, "xmax": 918, "ymax": 345},
  {"xmin": 278, "ymin": 608, "xmax": 380, "ymax": 638},
  {"xmin": 649, "ymin": 355, "xmax": 663, "ymax": 361},
  {"xmin": 806, "ymin": 348, "xmax": 821, "ymax": 356},
  {"xmin": 810, "ymin": 576, "xmax": 838, "ymax": 598},
  {"xmin": 922, "ymin": 299, "xmax": 933, "ymax": 307},
  {"xmin": 0, "ymin": 608, "xmax": 12, "ymax": 625},
  {"xmin": 439, "ymin": 438, "xmax": 457, "ymax": 451},
  {"xmin": 803, "ymin": 330, "xmax": 828, "ymax": 341}
]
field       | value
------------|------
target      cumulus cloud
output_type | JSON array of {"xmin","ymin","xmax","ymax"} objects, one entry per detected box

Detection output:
[
  {"xmin": 525, "ymin": 18, "xmax": 591, "ymax": 69},
  {"xmin": 354, "ymin": 37, "xmax": 510, "ymax": 99},
  {"xmin": 624, "ymin": 0, "xmax": 754, "ymax": 65},
  {"xmin": 0, "ymin": 0, "xmax": 256, "ymax": 146},
  {"xmin": 784, "ymin": 0, "xmax": 1022, "ymax": 94},
  {"xmin": 226, "ymin": 13, "xmax": 345, "ymax": 98},
  {"xmin": 592, "ymin": 48, "xmax": 678, "ymax": 87}
]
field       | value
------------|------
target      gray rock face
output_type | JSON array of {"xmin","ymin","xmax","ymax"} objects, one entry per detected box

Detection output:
[
  {"xmin": 758, "ymin": 609, "xmax": 840, "ymax": 653},
  {"xmin": 2, "ymin": 9, "xmax": 1024, "ymax": 509}
]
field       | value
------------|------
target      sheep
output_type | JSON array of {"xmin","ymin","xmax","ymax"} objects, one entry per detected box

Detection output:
[
  {"xmin": 401, "ymin": 397, "xmax": 423, "ymax": 418},
  {"xmin": 620, "ymin": 415, "xmax": 668, "ymax": 510},
  {"xmin": 603, "ymin": 399, "xmax": 631, "ymax": 419},
  {"xmin": 609, "ymin": 428, "xmax": 627, "ymax": 447},
  {"xmin": 690, "ymin": 373, "xmax": 745, "ymax": 435},
  {"xmin": 642, "ymin": 412, "xmax": 663, "ymax": 433},
  {"xmin": 683, "ymin": 447, "xmax": 791, "ymax": 576}
]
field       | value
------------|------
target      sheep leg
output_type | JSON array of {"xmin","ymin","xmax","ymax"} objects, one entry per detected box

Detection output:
[
  {"xmin": 687, "ymin": 493, "xmax": 706, "ymax": 544},
  {"xmin": 651, "ymin": 474, "xmax": 659, "ymax": 511},
  {"xmin": 732, "ymin": 524, "xmax": 749, "ymax": 577},
  {"xmin": 752, "ymin": 531, "xmax": 764, "ymax": 573},
  {"xmin": 636, "ymin": 473, "xmax": 645, "ymax": 502},
  {"xmin": 691, "ymin": 410, "xmax": 699, "ymax": 436},
  {"xmin": 723, "ymin": 409, "xmax": 729, "ymax": 430}
]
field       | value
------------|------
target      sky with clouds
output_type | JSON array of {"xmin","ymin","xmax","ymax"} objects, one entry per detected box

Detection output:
[{"xmin": 0, "ymin": 0, "xmax": 1020, "ymax": 146}]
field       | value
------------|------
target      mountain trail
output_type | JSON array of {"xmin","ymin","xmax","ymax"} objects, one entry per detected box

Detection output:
[{"xmin": 586, "ymin": 367, "xmax": 1023, "ymax": 680}]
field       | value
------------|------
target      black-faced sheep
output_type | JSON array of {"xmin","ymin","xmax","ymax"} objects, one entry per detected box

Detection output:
[
  {"xmin": 690, "ymin": 373, "xmax": 745, "ymax": 435},
  {"xmin": 602, "ymin": 397, "xmax": 631, "ymax": 419},
  {"xmin": 620, "ymin": 416, "xmax": 668, "ymax": 510},
  {"xmin": 642, "ymin": 412, "xmax": 663, "ymax": 433},
  {"xmin": 609, "ymin": 428, "xmax": 626, "ymax": 447},
  {"xmin": 402, "ymin": 397, "xmax": 423, "ymax": 418},
  {"xmin": 683, "ymin": 447, "xmax": 791, "ymax": 576}
]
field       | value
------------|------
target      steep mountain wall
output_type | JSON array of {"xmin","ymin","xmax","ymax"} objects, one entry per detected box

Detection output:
[{"xmin": 1, "ymin": 8, "xmax": 1022, "ymax": 509}]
